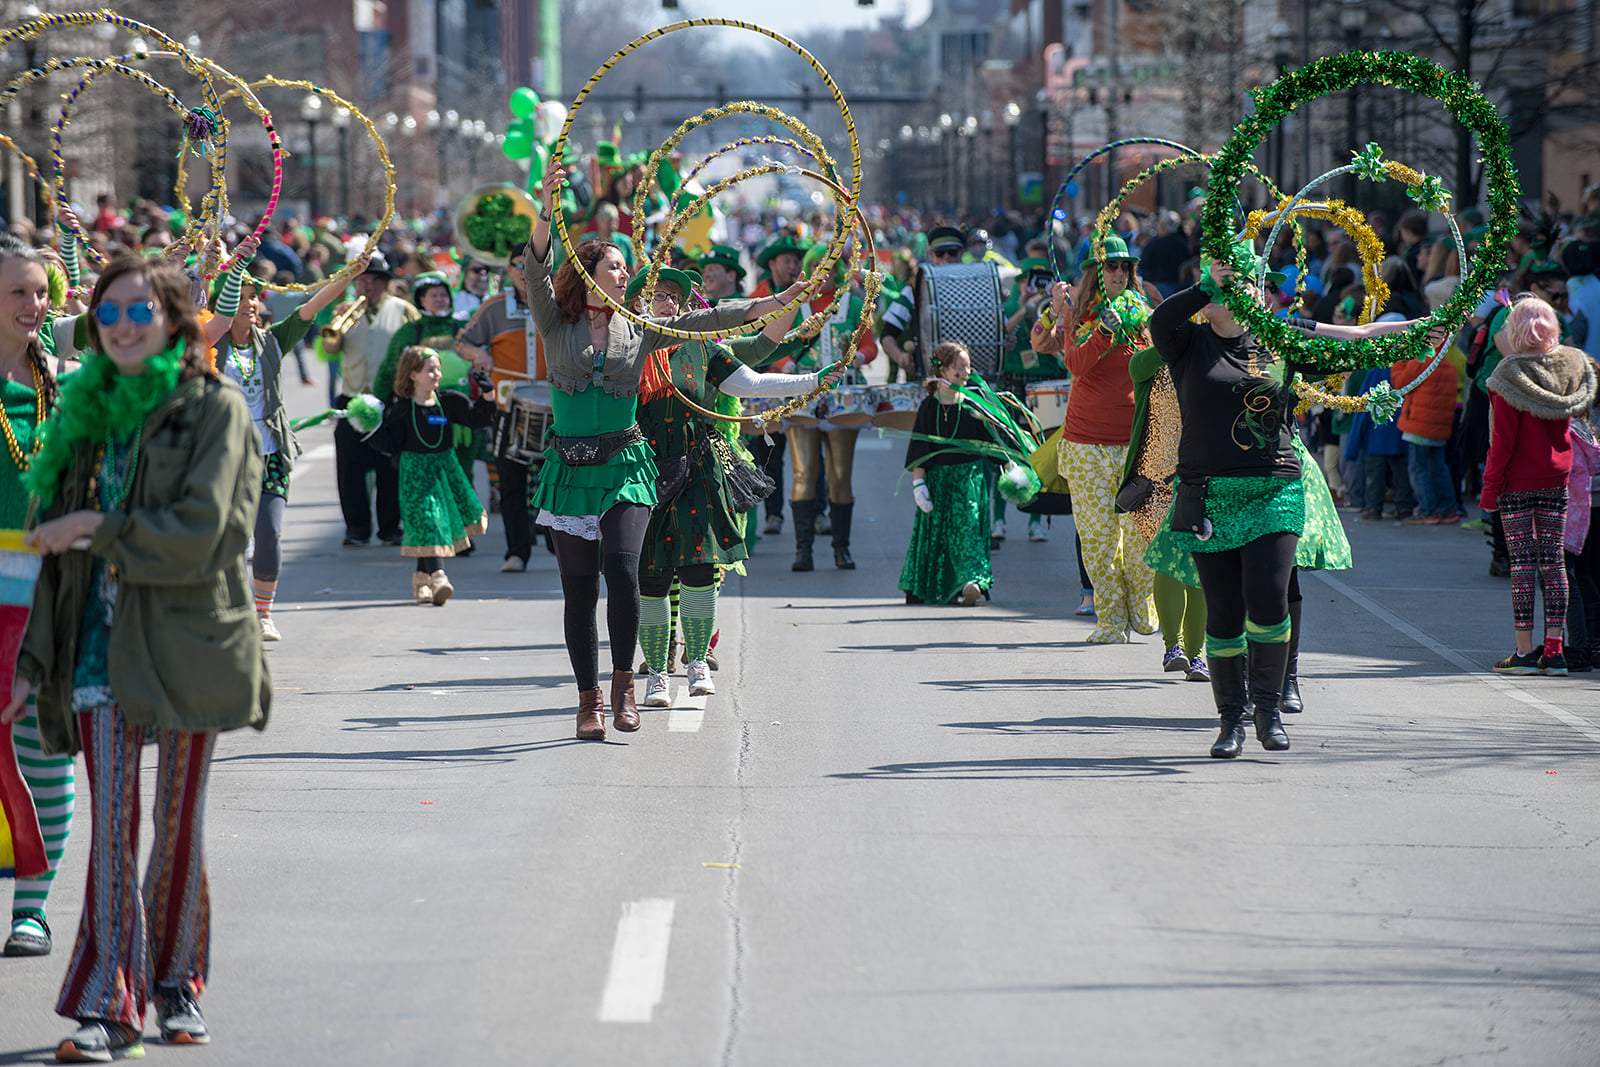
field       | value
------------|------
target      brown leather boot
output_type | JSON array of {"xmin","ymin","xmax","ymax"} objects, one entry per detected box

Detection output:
[
  {"xmin": 611, "ymin": 670, "xmax": 640, "ymax": 732},
  {"xmin": 576, "ymin": 688, "xmax": 606, "ymax": 740}
]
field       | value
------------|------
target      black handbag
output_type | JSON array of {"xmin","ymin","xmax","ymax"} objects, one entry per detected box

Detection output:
[
  {"xmin": 1114, "ymin": 474, "xmax": 1156, "ymax": 513},
  {"xmin": 701, "ymin": 433, "xmax": 775, "ymax": 512}
]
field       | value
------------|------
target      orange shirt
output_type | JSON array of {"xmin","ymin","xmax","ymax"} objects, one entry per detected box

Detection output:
[{"xmin": 1061, "ymin": 327, "xmax": 1137, "ymax": 446}]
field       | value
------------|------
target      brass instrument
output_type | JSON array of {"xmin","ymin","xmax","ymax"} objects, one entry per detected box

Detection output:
[
  {"xmin": 320, "ymin": 296, "xmax": 367, "ymax": 345},
  {"xmin": 453, "ymin": 183, "xmax": 541, "ymax": 267}
]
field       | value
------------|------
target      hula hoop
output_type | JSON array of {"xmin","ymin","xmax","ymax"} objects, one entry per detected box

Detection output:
[
  {"xmin": 549, "ymin": 20, "xmax": 862, "ymax": 339},
  {"xmin": 1201, "ymin": 50, "xmax": 1515, "ymax": 373}
]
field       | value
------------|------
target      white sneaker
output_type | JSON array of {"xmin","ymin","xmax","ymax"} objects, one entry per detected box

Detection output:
[
  {"xmin": 499, "ymin": 556, "xmax": 527, "ymax": 573},
  {"xmin": 643, "ymin": 670, "xmax": 671, "ymax": 707},
  {"xmin": 763, "ymin": 513, "xmax": 783, "ymax": 535},
  {"xmin": 1028, "ymin": 518, "xmax": 1047, "ymax": 542},
  {"xmin": 686, "ymin": 659, "xmax": 715, "ymax": 696},
  {"xmin": 991, "ymin": 519, "xmax": 1007, "ymax": 541},
  {"xmin": 258, "ymin": 614, "xmax": 282, "ymax": 642},
  {"xmin": 814, "ymin": 513, "xmax": 832, "ymax": 535}
]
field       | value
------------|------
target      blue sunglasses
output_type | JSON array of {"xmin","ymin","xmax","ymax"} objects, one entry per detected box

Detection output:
[{"xmin": 92, "ymin": 301, "xmax": 157, "ymax": 327}]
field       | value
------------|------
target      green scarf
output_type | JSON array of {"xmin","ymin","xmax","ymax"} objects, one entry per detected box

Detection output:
[{"xmin": 27, "ymin": 341, "xmax": 185, "ymax": 508}]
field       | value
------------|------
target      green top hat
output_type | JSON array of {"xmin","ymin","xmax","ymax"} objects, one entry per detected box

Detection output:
[
  {"xmin": 700, "ymin": 243, "xmax": 746, "ymax": 279},
  {"xmin": 1084, "ymin": 235, "xmax": 1140, "ymax": 265},
  {"xmin": 595, "ymin": 142, "xmax": 622, "ymax": 170},
  {"xmin": 756, "ymin": 233, "xmax": 812, "ymax": 270},
  {"xmin": 625, "ymin": 266, "xmax": 701, "ymax": 307}
]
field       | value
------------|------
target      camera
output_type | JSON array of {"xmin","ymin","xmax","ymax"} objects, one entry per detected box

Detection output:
[{"xmin": 1026, "ymin": 267, "xmax": 1053, "ymax": 293}]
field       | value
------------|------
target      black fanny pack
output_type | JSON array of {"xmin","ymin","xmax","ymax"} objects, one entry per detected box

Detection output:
[
  {"xmin": 550, "ymin": 425, "xmax": 645, "ymax": 466},
  {"xmin": 1170, "ymin": 476, "xmax": 1210, "ymax": 535}
]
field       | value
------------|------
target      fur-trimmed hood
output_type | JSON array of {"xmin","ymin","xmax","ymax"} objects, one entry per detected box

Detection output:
[{"xmin": 1486, "ymin": 345, "xmax": 1597, "ymax": 421}]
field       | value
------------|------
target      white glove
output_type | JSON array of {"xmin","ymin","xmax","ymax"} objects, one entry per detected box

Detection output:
[{"xmin": 913, "ymin": 482, "xmax": 933, "ymax": 513}]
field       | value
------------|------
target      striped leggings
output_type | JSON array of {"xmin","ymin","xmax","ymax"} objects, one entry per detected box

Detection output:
[
  {"xmin": 57, "ymin": 705, "xmax": 215, "ymax": 1027},
  {"xmin": 1501, "ymin": 488, "xmax": 1568, "ymax": 633},
  {"xmin": 10, "ymin": 703, "xmax": 74, "ymax": 919}
]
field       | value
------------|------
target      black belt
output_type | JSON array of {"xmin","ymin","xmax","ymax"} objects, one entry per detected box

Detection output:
[{"xmin": 550, "ymin": 425, "xmax": 645, "ymax": 466}]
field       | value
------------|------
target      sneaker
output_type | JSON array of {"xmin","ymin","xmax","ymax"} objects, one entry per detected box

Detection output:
[
  {"xmin": 1460, "ymin": 517, "xmax": 1490, "ymax": 531},
  {"xmin": 341, "ymin": 535, "xmax": 370, "ymax": 547},
  {"xmin": 1185, "ymin": 656, "xmax": 1210, "ymax": 682},
  {"xmin": 1434, "ymin": 512, "xmax": 1462, "ymax": 524},
  {"xmin": 258, "ymin": 614, "xmax": 282, "ymax": 642},
  {"xmin": 1540, "ymin": 650, "xmax": 1569, "ymax": 677},
  {"xmin": 813, "ymin": 512, "xmax": 832, "ymax": 535},
  {"xmin": 1493, "ymin": 650, "xmax": 1542, "ymax": 675},
  {"xmin": 643, "ymin": 670, "xmax": 671, "ymax": 707},
  {"xmin": 55, "ymin": 1019, "xmax": 144, "ymax": 1062},
  {"xmin": 763, "ymin": 513, "xmax": 783, "ymax": 536},
  {"xmin": 1489, "ymin": 557, "xmax": 1511, "ymax": 578},
  {"xmin": 1162, "ymin": 645, "xmax": 1190, "ymax": 673},
  {"xmin": 1403, "ymin": 514, "xmax": 1439, "ymax": 525},
  {"xmin": 155, "ymin": 982, "xmax": 208, "ymax": 1045},
  {"xmin": 686, "ymin": 659, "xmax": 715, "ymax": 696},
  {"xmin": 1027, "ymin": 518, "xmax": 1047, "ymax": 542},
  {"xmin": 705, "ymin": 647, "xmax": 719, "ymax": 671},
  {"xmin": 960, "ymin": 580, "xmax": 982, "ymax": 606},
  {"xmin": 4, "ymin": 910, "xmax": 50, "ymax": 956},
  {"xmin": 991, "ymin": 519, "xmax": 1007, "ymax": 541},
  {"xmin": 499, "ymin": 556, "xmax": 527, "ymax": 573},
  {"xmin": 1359, "ymin": 509, "xmax": 1383, "ymax": 521}
]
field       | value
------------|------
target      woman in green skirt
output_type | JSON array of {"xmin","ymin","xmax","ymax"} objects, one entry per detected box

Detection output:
[
  {"xmin": 366, "ymin": 347, "xmax": 494, "ymax": 605},
  {"xmin": 900, "ymin": 342, "xmax": 1000, "ymax": 607},
  {"xmin": 525, "ymin": 163, "xmax": 811, "ymax": 742}
]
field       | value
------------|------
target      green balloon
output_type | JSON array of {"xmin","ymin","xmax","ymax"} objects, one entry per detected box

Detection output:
[
  {"xmin": 502, "ymin": 131, "xmax": 533, "ymax": 160},
  {"xmin": 509, "ymin": 87, "xmax": 539, "ymax": 119}
]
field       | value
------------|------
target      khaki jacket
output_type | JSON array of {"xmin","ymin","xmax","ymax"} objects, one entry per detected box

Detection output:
[{"xmin": 19, "ymin": 376, "xmax": 270, "ymax": 755}]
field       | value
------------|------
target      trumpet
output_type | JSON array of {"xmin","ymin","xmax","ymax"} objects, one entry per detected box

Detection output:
[{"xmin": 320, "ymin": 296, "xmax": 367, "ymax": 345}]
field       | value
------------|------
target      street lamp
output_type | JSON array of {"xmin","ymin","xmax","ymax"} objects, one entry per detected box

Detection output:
[
  {"xmin": 1004, "ymin": 100, "xmax": 1021, "ymax": 212},
  {"xmin": 331, "ymin": 106, "xmax": 351, "ymax": 219},
  {"xmin": 962, "ymin": 116, "xmax": 978, "ymax": 216},
  {"xmin": 300, "ymin": 93, "xmax": 323, "ymax": 220}
]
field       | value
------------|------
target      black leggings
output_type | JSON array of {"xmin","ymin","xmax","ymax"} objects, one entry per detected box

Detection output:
[
  {"xmin": 1190, "ymin": 531, "xmax": 1299, "ymax": 639},
  {"xmin": 639, "ymin": 562, "xmax": 716, "ymax": 599},
  {"xmin": 252, "ymin": 492, "xmax": 286, "ymax": 583},
  {"xmin": 550, "ymin": 503, "xmax": 652, "ymax": 692}
]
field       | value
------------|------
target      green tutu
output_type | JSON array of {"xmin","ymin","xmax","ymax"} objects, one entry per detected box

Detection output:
[
  {"xmin": 530, "ymin": 439, "xmax": 658, "ymax": 517},
  {"xmin": 1143, "ymin": 474, "xmax": 1304, "ymax": 586},
  {"xmin": 899, "ymin": 460, "xmax": 993, "ymax": 604},
  {"xmin": 399, "ymin": 449, "xmax": 487, "ymax": 557}
]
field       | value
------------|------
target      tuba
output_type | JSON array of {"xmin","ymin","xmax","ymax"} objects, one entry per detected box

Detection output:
[
  {"xmin": 320, "ymin": 296, "xmax": 367, "ymax": 345},
  {"xmin": 454, "ymin": 183, "xmax": 541, "ymax": 267}
]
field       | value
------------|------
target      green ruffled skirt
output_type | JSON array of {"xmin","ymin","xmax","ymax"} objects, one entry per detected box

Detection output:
[
  {"xmin": 1290, "ymin": 432, "xmax": 1352, "ymax": 572},
  {"xmin": 899, "ymin": 460, "xmax": 993, "ymax": 604},
  {"xmin": 530, "ymin": 439, "xmax": 658, "ymax": 517},
  {"xmin": 643, "ymin": 444, "xmax": 750, "ymax": 576},
  {"xmin": 399, "ymin": 449, "xmax": 487, "ymax": 557}
]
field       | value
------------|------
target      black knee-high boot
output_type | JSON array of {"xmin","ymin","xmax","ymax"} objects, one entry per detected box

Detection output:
[
  {"xmin": 791, "ymin": 498, "xmax": 817, "ymax": 572},
  {"xmin": 831, "ymin": 502, "xmax": 855, "ymax": 569},
  {"xmin": 1279, "ymin": 599, "xmax": 1303, "ymax": 714},
  {"xmin": 1208, "ymin": 654, "xmax": 1248, "ymax": 759},
  {"xmin": 1248, "ymin": 640, "xmax": 1292, "ymax": 751}
]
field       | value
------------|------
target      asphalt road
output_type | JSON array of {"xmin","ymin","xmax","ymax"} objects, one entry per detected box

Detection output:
[{"xmin": 2, "ymin": 374, "xmax": 1598, "ymax": 1066}]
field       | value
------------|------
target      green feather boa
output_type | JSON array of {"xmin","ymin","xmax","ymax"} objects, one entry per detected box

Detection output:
[{"xmin": 26, "ymin": 342, "xmax": 185, "ymax": 508}]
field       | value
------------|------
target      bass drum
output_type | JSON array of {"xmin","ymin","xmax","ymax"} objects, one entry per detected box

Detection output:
[{"xmin": 916, "ymin": 261, "xmax": 1005, "ymax": 377}]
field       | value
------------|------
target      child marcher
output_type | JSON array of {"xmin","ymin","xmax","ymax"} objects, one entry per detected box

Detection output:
[
  {"xmin": 1482, "ymin": 299, "xmax": 1598, "ymax": 674},
  {"xmin": 367, "ymin": 347, "xmax": 495, "ymax": 605}
]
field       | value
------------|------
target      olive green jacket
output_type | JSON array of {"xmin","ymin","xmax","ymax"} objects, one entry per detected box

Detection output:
[{"xmin": 19, "ymin": 376, "xmax": 271, "ymax": 755}]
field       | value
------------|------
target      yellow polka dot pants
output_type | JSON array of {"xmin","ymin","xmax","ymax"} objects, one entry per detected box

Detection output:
[{"xmin": 1059, "ymin": 438, "xmax": 1157, "ymax": 642}]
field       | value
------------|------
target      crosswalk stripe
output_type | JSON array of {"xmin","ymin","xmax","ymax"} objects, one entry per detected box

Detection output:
[
  {"xmin": 667, "ymin": 686, "xmax": 709, "ymax": 732},
  {"xmin": 597, "ymin": 898, "xmax": 676, "ymax": 1023}
]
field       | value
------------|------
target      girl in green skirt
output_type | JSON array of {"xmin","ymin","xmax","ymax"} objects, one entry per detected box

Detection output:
[{"xmin": 367, "ymin": 347, "xmax": 494, "ymax": 605}]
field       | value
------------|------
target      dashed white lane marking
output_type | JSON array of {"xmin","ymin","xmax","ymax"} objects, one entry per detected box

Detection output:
[
  {"xmin": 1308, "ymin": 570, "xmax": 1600, "ymax": 745},
  {"xmin": 597, "ymin": 898, "xmax": 676, "ymax": 1023},
  {"xmin": 667, "ymin": 685, "xmax": 709, "ymax": 732}
]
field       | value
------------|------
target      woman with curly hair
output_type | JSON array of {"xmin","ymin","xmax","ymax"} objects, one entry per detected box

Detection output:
[
  {"xmin": 526, "ymin": 164, "xmax": 809, "ymax": 741},
  {"xmin": 1032, "ymin": 235, "xmax": 1159, "ymax": 643},
  {"xmin": 2, "ymin": 255, "xmax": 268, "ymax": 1059}
]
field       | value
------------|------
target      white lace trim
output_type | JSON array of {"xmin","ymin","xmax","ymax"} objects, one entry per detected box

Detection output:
[{"xmin": 538, "ymin": 510, "xmax": 601, "ymax": 540}]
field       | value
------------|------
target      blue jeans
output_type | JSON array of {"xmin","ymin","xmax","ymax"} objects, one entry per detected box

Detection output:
[{"xmin": 1407, "ymin": 442, "xmax": 1457, "ymax": 517}]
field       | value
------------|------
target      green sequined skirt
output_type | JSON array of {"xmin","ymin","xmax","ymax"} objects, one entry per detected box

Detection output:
[
  {"xmin": 899, "ymin": 460, "xmax": 993, "ymax": 604},
  {"xmin": 399, "ymin": 449, "xmax": 487, "ymax": 557},
  {"xmin": 1142, "ymin": 474, "xmax": 1304, "ymax": 586},
  {"xmin": 530, "ymin": 439, "xmax": 658, "ymax": 517}
]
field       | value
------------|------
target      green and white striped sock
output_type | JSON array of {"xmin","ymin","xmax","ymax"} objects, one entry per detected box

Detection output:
[
  {"xmin": 10, "ymin": 702, "xmax": 74, "ymax": 923},
  {"xmin": 639, "ymin": 595, "xmax": 672, "ymax": 675},
  {"xmin": 680, "ymin": 583, "xmax": 718, "ymax": 663}
]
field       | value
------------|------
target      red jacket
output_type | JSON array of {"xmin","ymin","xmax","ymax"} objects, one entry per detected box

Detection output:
[
  {"xmin": 1392, "ymin": 356, "xmax": 1457, "ymax": 441},
  {"xmin": 1480, "ymin": 392, "xmax": 1571, "ymax": 512}
]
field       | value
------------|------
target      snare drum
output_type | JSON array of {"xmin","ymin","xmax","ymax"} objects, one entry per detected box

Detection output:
[
  {"xmin": 871, "ymin": 382, "xmax": 925, "ymax": 431},
  {"xmin": 495, "ymin": 381, "xmax": 553, "ymax": 465},
  {"xmin": 784, "ymin": 393, "xmax": 824, "ymax": 428},
  {"xmin": 1025, "ymin": 378, "xmax": 1073, "ymax": 431},
  {"xmin": 821, "ymin": 384, "xmax": 874, "ymax": 427}
]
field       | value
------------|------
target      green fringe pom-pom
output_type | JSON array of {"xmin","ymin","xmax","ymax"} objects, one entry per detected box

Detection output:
[
  {"xmin": 345, "ymin": 393, "xmax": 384, "ymax": 435},
  {"xmin": 997, "ymin": 461, "xmax": 1042, "ymax": 507}
]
